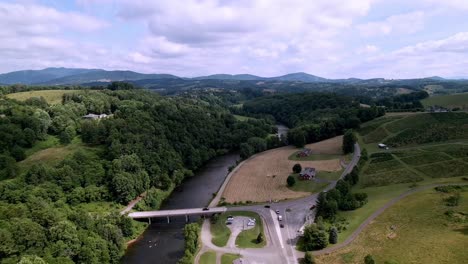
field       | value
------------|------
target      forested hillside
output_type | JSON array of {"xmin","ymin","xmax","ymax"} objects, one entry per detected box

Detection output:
[
  {"xmin": 0, "ymin": 87, "xmax": 272, "ymax": 263},
  {"xmin": 243, "ymin": 93, "xmax": 385, "ymax": 146}
]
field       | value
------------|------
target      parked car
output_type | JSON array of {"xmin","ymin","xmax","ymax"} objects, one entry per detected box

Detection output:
[
  {"xmin": 310, "ymin": 205, "xmax": 316, "ymax": 210},
  {"xmin": 227, "ymin": 216, "xmax": 234, "ymax": 221},
  {"xmin": 264, "ymin": 205, "xmax": 271, "ymax": 208},
  {"xmin": 275, "ymin": 210, "xmax": 280, "ymax": 214},
  {"xmin": 280, "ymin": 224, "xmax": 284, "ymax": 228},
  {"xmin": 278, "ymin": 215, "xmax": 282, "ymax": 221},
  {"xmin": 202, "ymin": 207, "xmax": 209, "ymax": 211}
]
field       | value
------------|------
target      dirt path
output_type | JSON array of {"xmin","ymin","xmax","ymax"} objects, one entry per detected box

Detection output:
[
  {"xmin": 312, "ymin": 182, "xmax": 468, "ymax": 255},
  {"xmin": 120, "ymin": 192, "xmax": 146, "ymax": 215}
]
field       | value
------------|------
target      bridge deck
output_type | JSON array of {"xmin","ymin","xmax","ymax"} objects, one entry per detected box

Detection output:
[{"xmin": 128, "ymin": 207, "xmax": 227, "ymax": 219}]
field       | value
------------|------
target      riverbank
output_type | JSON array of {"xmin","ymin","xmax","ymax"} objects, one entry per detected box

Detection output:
[{"xmin": 122, "ymin": 153, "xmax": 240, "ymax": 264}]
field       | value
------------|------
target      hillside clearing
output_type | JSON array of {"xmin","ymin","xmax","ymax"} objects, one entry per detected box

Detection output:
[
  {"xmin": 18, "ymin": 137, "xmax": 101, "ymax": 170},
  {"xmin": 222, "ymin": 136, "xmax": 343, "ymax": 203},
  {"xmin": 421, "ymin": 92, "xmax": 468, "ymax": 110},
  {"xmin": 316, "ymin": 188, "xmax": 468, "ymax": 264},
  {"xmin": 6, "ymin": 89, "xmax": 83, "ymax": 104}
]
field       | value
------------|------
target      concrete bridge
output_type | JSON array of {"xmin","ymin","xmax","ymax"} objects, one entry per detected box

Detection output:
[{"xmin": 127, "ymin": 207, "xmax": 227, "ymax": 223}]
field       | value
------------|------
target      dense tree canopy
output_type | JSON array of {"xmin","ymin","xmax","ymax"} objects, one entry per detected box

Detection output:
[{"xmin": 0, "ymin": 88, "xmax": 273, "ymax": 263}]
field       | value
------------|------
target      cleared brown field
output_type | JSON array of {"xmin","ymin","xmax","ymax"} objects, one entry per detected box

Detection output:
[{"xmin": 222, "ymin": 136, "xmax": 343, "ymax": 203}]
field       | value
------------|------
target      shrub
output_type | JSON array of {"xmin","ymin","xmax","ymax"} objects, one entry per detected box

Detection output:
[
  {"xmin": 303, "ymin": 224, "xmax": 328, "ymax": 250},
  {"xmin": 364, "ymin": 254, "xmax": 375, "ymax": 264},
  {"xmin": 256, "ymin": 232, "xmax": 264, "ymax": 243},
  {"xmin": 287, "ymin": 175, "xmax": 296, "ymax": 187},
  {"xmin": 329, "ymin": 227, "xmax": 338, "ymax": 244},
  {"xmin": 445, "ymin": 193, "xmax": 460, "ymax": 206},
  {"xmin": 303, "ymin": 252, "xmax": 316, "ymax": 264},
  {"xmin": 293, "ymin": 163, "xmax": 302, "ymax": 173}
]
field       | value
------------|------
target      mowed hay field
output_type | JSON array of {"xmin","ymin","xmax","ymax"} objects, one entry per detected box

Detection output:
[
  {"xmin": 222, "ymin": 136, "xmax": 343, "ymax": 203},
  {"xmin": 421, "ymin": 92, "xmax": 468, "ymax": 110},
  {"xmin": 6, "ymin": 90, "xmax": 82, "ymax": 105},
  {"xmin": 316, "ymin": 188, "xmax": 468, "ymax": 264}
]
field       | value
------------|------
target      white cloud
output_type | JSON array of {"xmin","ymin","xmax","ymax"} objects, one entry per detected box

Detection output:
[
  {"xmin": 347, "ymin": 32, "xmax": 468, "ymax": 78},
  {"xmin": 357, "ymin": 11, "xmax": 425, "ymax": 37}
]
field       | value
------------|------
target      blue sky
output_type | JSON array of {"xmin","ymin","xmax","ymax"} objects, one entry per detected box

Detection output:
[{"xmin": 1, "ymin": 0, "xmax": 468, "ymax": 78}]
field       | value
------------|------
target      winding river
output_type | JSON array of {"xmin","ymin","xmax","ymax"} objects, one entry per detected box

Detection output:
[
  {"xmin": 122, "ymin": 125, "xmax": 288, "ymax": 264},
  {"xmin": 122, "ymin": 153, "xmax": 240, "ymax": 263}
]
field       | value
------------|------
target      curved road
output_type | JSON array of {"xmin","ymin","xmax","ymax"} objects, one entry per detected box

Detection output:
[{"xmin": 196, "ymin": 143, "xmax": 362, "ymax": 263}]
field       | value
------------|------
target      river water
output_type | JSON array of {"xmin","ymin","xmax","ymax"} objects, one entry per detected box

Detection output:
[
  {"xmin": 122, "ymin": 153, "xmax": 239, "ymax": 264},
  {"xmin": 122, "ymin": 124, "xmax": 289, "ymax": 264}
]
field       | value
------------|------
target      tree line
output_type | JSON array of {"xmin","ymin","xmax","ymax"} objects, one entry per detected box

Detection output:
[{"xmin": 0, "ymin": 87, "xmax": 274, "ymax": 263}]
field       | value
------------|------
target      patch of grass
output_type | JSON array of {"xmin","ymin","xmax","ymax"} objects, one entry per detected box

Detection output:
[
  {"xmin": 391, "ymin": 149, "xmax": 425, "ymax": 158},
  {"xmin": 359, "ymin": 116, "xmax": 402, "ymax": 136},
  {"xmin": 287, "ymin": 173, "xmax": 329, "ymax": 193},
  {"xmin": 362, "ymin": 169, "xmax": 424, "ymax": 187},
  {"xmin": 415, "ymin": 160, "xmax": 468, "ymax": 178},
  {"xmin": 317, "ymin": 189, "xmax": 468, "ymax": 264},
  {"xmin": 424, "ymin": 144, "xmax": 468, "ymax": 158},
  {"xmin": 363, "ymin": 159, "xmax": 403, "ymax": 175},
  {"xmin": 24, "ymin": 135, "xmax": 60, "ymax": 156},
  {"xmin": 288, "ymin": 152, "xmax": 342, "ymax": 161},
  {"xmin": 210, "ymin": 211, "xmax": 265, "ymax": 248},
  {"xmin": 6, "ymin": 90, "xmax": 82, "ymax": 105},
  {"xmin": 399, "ymin": 153, "xmax": 452, "ymax": 166},
  {"xmin": 221, "ymin": 253, "xmax": 241, "ymax": 264},
  {"xmin": 199, "ymin": 251, "xmax": 217, "ymax": 264},
  {"xmin": 234, "ymin": 211, "xmax": 266, "ymax": 248},
  {"xmin": 233, "ymin": 115, "xmax": 255, "ymax": 121},
  {"xmin": 340, "ymin": 252, "xmax": 355, "ymax": 263},
  {"xmin": 316, "ymin": 170, "xmax": 343, "ymax": 181},
  {"xmin": 363, "ymin": 127, "xmax": 389, "ymax": 144},
  {"xmin": 369, "ymin": 153, "xmax": 395, "ymax": 163},
  {"xmin": 18, "ymin": 137, "xmax": 102, "ymax": 171},
  {"xmin": 422, "ymin": 92, "xmax": 468, "ymax": 110}
]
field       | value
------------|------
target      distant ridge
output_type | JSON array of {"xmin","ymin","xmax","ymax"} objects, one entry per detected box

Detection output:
[{"xmin": 0, "ymin": 67, "xmax": 463, "ymax": 85}]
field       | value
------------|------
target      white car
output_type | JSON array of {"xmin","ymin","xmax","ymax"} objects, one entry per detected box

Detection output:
[{"xmin": 278, "ymin": 215, "xmax": 282, "ymax": 221}]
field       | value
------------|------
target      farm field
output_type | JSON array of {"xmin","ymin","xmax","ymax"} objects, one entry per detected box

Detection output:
[
  {"xmin": 222, "ymin": 136, "xmax": 344, "ymax": 203},
  {"xmin": 6, "ymin": 89, "xmax": 82, "ymax": 104},
  {"xmin": 316, "ymin": 188, "xmax": 468, "ymax": 264},
  {"xmin": 421, "ymin": 92, "xmax": 468, "ymax": 110},
  {"xmin": 331, "ymin": 112, "xmax": 468, "ymax": 247}
]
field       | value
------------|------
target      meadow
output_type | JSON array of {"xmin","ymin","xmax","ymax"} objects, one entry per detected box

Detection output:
[
  {"xmin": 317, "ymin": 187, "xmax": 468, "ymax": 264},
  {"xmin": 421, "ymin": 92, "xmax": 468, "ymax": 110},
  {"xmin": 6, "ymin": 89, "xmax": 82, "ymax": 104}
]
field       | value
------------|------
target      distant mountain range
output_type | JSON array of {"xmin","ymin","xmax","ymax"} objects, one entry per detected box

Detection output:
[{"xmin": 0, "ymin": 67, "xmax": 458, "ymax": 86}]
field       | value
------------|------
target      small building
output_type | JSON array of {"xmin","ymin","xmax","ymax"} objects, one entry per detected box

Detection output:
[
  {"xmin": 296, "ymin": 148, "xmax": 312, "ymax": 158},
  {"xmin": 299, "ymin": 167, "xmax": 316, "ymax": 180},
  {"xmin": 83, "ymin": 113, "xmax": 108, "ymax": 120},
  {"xmin": 378, "ymin": 143, "xmax": 387, "ymax": 149}
]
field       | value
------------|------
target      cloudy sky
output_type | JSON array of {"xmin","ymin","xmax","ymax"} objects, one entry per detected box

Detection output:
[{"xmin": 1, "ymin": 0, "xmax": 468, "ymax": 78}]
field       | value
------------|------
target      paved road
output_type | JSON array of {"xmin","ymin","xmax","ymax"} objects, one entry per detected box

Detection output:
[{"xmin": 195, "ymin": 143, "xmax": 362, "ymax": 263}]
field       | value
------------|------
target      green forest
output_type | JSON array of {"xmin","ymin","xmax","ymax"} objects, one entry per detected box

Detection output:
[{"xmin": 0, "ymin": 86, "xmax": 273, "ymax": 263}]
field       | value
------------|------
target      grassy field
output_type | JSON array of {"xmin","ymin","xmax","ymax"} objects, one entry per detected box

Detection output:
[
  {"xmin": 24, "ymin": 135, "xmax": 60, "ymax": 156},
  {"xmin": 288, "ymin": 152, "xmax": 342, "ymax": 161},
  {"xmin": 233, "ymin": 114, "xmax": 255, "ymax": 121},
  {"xmin": 330, "ymin": 112, "xmax": 468, "ymax": 247},
  {"xmin": 6, "ymin": 90, "xmax": 82, "ymax": 105},
  {"xmin": 317, "ymin": 187, "xmax": 468, "ymax": 264},
  {"xmin": 287, "ymin": 172, "xmax": 339, "ymax": 193},
  {"xmin": 221, "ymin": 253, "xmax": 241, "ymax": 264},
  {"xmin": 210, "ymin": 211, "xmax": 265, "ymax": 248},
  {"xmin": 421, "ymin": 92, "xmax": 468, "ymax": 110},
  {"xmin": 18, "ymin": 137, "xmax": 102, "ymax": 171},
  {"xmin": 199, "ymin": 251, "xmax": 216, "ymax": 264}
]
